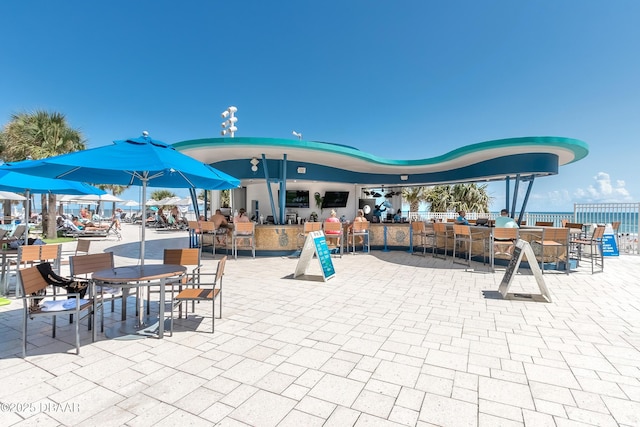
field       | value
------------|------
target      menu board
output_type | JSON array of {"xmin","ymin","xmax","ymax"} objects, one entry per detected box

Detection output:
[
  {"xmin": 601, "ymin": 234, "xmax": 618, "ymax": 256},
  {"xmin": 294, "ymin": 231, "xmax": 335, "ymax": 281}
]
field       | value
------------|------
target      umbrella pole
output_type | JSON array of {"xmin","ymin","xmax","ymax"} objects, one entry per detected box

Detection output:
[
  {"xmin": 25, "ymin": 189, "xmax": 30, "ymax": 230},
  {"xmin": 136, "ymin": 180, "xmax": 147, "ymax": 328},
  {"xmin": 141, "ymin": 181, "xmax": 146, "ymax": 266}
]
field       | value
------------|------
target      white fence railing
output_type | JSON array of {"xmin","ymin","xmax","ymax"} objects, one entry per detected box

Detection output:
[{"xmin": 408, "ymin": 203, "xmax": 639, "ymax": 254}]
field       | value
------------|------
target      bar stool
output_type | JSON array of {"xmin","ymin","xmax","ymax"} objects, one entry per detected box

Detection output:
[
  {"xmin": 232, "ymin": 222, "xmax": 256, "ymax": 259},
  {"xmin": 323, "ymin": 221, "xmax": 343, "ymax": 258},
  {"xmin": 432, "ymin": 222, "xmax": 451, "ymax": 259},
  {"xmin": 297, "ymin": 221, "xmax": 322, "ymax": 250},
  {"xmin": 349, "ymin": 221, "xmax": 370, "ymax": 254},
  {"xmin": 452, "ymin": 224, "xmax": 489, "ymax": 268},
  {"xmin": 532, "ymin": 227, "xmax": 570, "ymax": 274},
  {"xmin": 411, "ymin": 221, "xmax": 427, "ymax": 255},
  {"xmin": 491, "ymin": 228, "xmax": 519, "ymax": 271},
  {"xmin": 572, "ymin": 226, "xmax": 605, "ymax": 274}
]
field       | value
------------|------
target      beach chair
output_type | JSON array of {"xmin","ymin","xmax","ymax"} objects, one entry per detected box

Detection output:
[
  {"xmin": 5, "ymin": 224, "xmax": 28, "ymax": 247},
  {"xmin": 0, "ymin": 229, "xmax": 9, "ymax": 246},
  {"xmin": 104, "ymin": 219, "xmax": 122, "ymax": 240}
]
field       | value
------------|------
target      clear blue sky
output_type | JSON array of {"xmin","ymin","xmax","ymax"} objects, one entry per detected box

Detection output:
[{"xmin": 2, "ymin": 1, "xmax": 638, "ymax": 212}]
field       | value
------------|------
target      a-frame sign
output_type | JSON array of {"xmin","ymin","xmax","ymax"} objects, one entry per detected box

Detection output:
[
  {"xmin": 498, "ymin": 239, "xmax": 551, "ymax": 303},
  {"xmin": 294, "ymin": 231, "xmax": 336, "ymax": 282}
]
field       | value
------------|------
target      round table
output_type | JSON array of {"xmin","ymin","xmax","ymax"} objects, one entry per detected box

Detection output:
[{"xmin": 93, "ymin": 264, "xmax": 186, "ymax": 339}]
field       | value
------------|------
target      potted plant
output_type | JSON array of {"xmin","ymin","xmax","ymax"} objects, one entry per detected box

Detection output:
[{"xmin": 314, "ymin": 192, "xmax": 323, "ymax": 212}]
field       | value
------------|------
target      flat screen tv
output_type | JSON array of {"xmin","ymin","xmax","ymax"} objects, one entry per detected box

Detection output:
[
  {"xmin": 283, "ymin": 190, "xmax": 310, "ymax": 208},
  {"xmin": 322, "ymin": 191, "xmax": 349, "ymax": 208}
]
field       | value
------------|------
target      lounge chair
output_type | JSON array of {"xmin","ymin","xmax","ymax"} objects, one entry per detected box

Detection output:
[{"xmin": 4, "ymin": 224, "xmax": 28, "ymax": 248}]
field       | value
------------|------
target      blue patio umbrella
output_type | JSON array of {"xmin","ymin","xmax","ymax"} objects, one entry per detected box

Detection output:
[
  {"xmin": 0, "ymin": 169, "xmax": 106, "ymax": 196},
  {"xmin": 3, "ymin": 132, "xmax": 240, "ymax": 263},
  {"xmin": 0, "ymin": 169, "xmax": 106, "ymax": 224}
]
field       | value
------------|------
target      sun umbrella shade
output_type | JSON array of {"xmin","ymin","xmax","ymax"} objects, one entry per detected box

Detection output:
[
  {"xmin": 0, "ymin": 191, "xmax": 27, "ymax": 201},
  {"xmin": 73, "ymin": 194, "xmax": 124, "ymax": 203},
  {"xmin": 2, "ymin": 133, "xmax": 240, "ymax": 266},
  {"xmin": 175, "ymin": 197, "xmax": 201, "ymax": 206},
  {"xmin": 0, "ymin": 170, "xmax": 106, "ymax": 195},
  {"xmin": 157, "ymin": 196, "xmax": 182, "ymax": 206},
  {"xmin": 3, "ymin": 135, "xmax": 240, "ymax": 190}
]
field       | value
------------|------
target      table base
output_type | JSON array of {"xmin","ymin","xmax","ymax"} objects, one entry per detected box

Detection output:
[{"xmin": 105, "ymin": 317, "xmax": 171, "ymax": 340}]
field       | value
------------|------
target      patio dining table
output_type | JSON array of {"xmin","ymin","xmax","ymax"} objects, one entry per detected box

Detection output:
[{"xmin": 92, "ymin": 264, "xmax": 186, "ymax": 339}]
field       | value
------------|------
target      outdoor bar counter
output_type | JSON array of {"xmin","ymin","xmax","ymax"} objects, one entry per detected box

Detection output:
[
  {"xmin": 203, "ymin": 222, "xmax": 567, "ymax": 269},
  {"xmin": 201, "ymin": 222, "xmax": 417, "ymax": 255}
]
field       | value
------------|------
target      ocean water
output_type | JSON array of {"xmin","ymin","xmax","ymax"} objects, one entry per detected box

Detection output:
[{"xmin": 513, "ymin": 212, "xmax": 637, "ymax": 234}]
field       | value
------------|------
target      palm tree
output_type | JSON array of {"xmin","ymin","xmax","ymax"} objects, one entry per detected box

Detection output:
[
  {"xmin": 424, "ymin": 183, "xmax": 491, "ymax": 213},
  {"xmin": 450, "ymin": 183, "xmax": 491, "ymax": 213},
  {"xmin": 0, "ymin": 111, "xmax": 85, "ymax": 238},
  {"xmin": 401, "ymin": 187, "xmax": 428, "ymax": 213},
  {"xmin": 424, "ymin": 185, "xmax": 453, "ymax": 212},
  {"xmin": 220, "ymin": 189, "xmax": 230, "ymax": 207}
]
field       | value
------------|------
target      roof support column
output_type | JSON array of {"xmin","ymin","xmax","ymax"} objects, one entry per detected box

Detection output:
[
  {"xmin": 279, "ymin": 154, "xmax": 287, "ymax": 225},
  {"xmin": 505, "ymin": 177, "xmax": 510, "ymax": 213},
  {"xmin": 517, "ymin": 176, "xmax": 535, "ymax": 226},
  {"xmin": 262, "ymin": 154, "xmax": 279, "ymax": 225}
]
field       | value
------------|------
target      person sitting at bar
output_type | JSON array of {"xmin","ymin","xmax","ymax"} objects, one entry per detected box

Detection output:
[
  {"xmin": 234, "ymin": 208, "xmax": 250, "ymax": 227},
  {"xmin": 494, "ymin": 209, "xmax": 519, "ymax": 228},
  {"xmin": 493, "ymin": 209, "xmax": 519, "ymax": 255},
  {"xmin": 324, "ymin": 209, "xmax": 343, "ymax": 252},
  {"xmin": 211, "ymin": 209, "xmax": 229, "ymax": 243},
  {"xmin": 348, "ymin": 209, "xmax": 367, "ymax": 245},
  {"xmin": 455, "ymin": 210, "xmax": 469, "ymax": 225}
]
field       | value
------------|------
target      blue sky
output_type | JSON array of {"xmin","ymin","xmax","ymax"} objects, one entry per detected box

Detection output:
[{"xmin": 2, "ymin": 1, "xmax": 638, "ymax": 212}]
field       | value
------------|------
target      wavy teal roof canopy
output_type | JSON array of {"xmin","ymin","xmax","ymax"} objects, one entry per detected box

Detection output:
[{"xmin": 173, "ymin": 136, "xmax": 588, "ymax": 186}]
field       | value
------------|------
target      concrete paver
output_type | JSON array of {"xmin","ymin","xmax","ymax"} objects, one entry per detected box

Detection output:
[{"xmin": 1, "ymin": 223, "xmax": 640, "ymax": 426}]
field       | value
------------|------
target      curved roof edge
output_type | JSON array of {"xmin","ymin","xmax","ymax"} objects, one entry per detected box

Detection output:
[
  {"xmin": 173, "ymin": 135, "xmax": 588, "ymax": 186},
  {"xmin": 173, "ymin": 136, "xmax": 589, "ymax": 167}
]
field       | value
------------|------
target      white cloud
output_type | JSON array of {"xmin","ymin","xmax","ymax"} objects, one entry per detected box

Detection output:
[{"xmin": 573, "ymin": 172, "xmax": 632, "ymax": 203}]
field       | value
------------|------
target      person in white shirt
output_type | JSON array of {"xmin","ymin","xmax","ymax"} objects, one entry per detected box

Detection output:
[{"xmin": 494, "ymin": 209, "xmax": 519, "ymax": 228}]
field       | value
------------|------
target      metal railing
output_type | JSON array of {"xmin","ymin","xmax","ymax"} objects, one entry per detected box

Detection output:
[
  {"xmin": 574, "ymin": 203, "xmax": 639, "ymax": 254},
  {"xmin": 407, "ymin": 203, "xmax": 639, "ymax": 254}
]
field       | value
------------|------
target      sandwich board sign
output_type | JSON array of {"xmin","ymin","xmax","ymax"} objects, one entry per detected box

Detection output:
[
  {"xmin": 294, "ymin": 231, "xmax": 336, "ymax": 282},
  {"xmin": 498, "ymin": 239, "xmax": 551, "ymax": 303},
  {"xmin": 601, "ymin": 223, "xmax": 619, "ymax": 256}
]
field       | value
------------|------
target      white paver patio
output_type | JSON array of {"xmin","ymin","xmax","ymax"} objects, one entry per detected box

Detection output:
[{"xmin": 1, "ymin": 223, "xmax": 640, "ymax": 426}]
